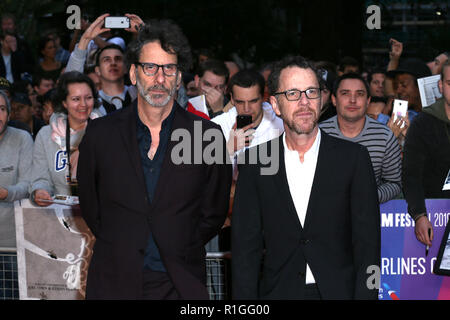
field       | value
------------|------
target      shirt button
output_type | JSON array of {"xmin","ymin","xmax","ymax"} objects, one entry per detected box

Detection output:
[{"xmin": 300, "ymin": 239, "xmax": 310, "ymax": 245}]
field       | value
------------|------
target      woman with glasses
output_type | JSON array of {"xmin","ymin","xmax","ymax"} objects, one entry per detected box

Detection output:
[{"xmin": 29, "ymin": 71, "xmax": 102, "ymax": 206}]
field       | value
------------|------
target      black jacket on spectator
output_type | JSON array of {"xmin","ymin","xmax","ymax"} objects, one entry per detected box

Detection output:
[
  {"xmin": 402, "ymin": 98, "xmax": 450, "ymax": 219},
  {"xmin": 0, "ymin": 49, "xmax": 32, "ymax": 83}
]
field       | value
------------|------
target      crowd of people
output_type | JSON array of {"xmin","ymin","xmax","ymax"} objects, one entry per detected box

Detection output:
[{"xmin": 0, "ymin": 11, "xmax": 449, "ymax": 300}]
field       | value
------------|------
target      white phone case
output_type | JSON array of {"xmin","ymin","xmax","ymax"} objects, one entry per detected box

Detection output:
[
  {"xmin": 392, "ymin": 99, "xmax": 408, "ymax": 128},
  {"xmin": 105, "ymin": 17, "xmax": 130, "ymax": 29}
]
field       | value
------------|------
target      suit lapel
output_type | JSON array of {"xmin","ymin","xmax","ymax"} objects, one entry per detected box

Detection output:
[
  {"xmin": 302, "ymin": 132, "xmax": 337, "ymax": 232},
  {"xmin": 272, "ymin": 135, "xmax": 304, "ymax": 232},
  {"xmin": 117, "ymin": 102, "xmax": 147, "ymax": 194}
]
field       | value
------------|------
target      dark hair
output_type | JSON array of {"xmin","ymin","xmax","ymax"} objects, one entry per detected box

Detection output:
[
  {"xmin": 197, "ymin": 59, "xmax": 229, "ymax": 83},
  {"xmin": 32, "ymin": 73, "xmax": 54, "ymax": 88},
  {"xmin": 126, "ymin": 19, "xmax": 192, "ymax": 72},
  {"xmin": 268, "ymin": 55, "xmax": 321, "ymax": 96},
  {"xmin": 37, "ymin": 88, "xmax": 56, "ymax": 105},
  {"xmin": 84, "ymin": 65, "xmax": 97, "ymax": 75},
  {"xmin": 338, "ymin": 56, "xmax": 359, "ymax": 72},
  {"xmin": 259, "ymin": 61, "xmax": 274, "ymax": 75},
  {"xmin": 53, "ymin": 71, "xmax": 99, "ymax": 113},
  {"xmin": 314, "ymin": 60, "xmax": 337, "ymax": 74},
  {"xmin": 0, "ymin": 30, "xmax": 15, "ymax": 40},
  {"xmin": 367, "ymin": 70, "xmax": 386, "ymax": 84},
  {"xmin": 229, "ymin": 69, "xmax": 265, "ymax": 97},
  {"xmin": 441, "ymin": 60, "xmax": 450, "ymax": 80},
  {"xmin": 1, "ymin": 13, "xmax": 15, "ymax": 23},
  {"xmin": 38, "ymin": 35, "xmax": 55, "ymax": 57},
  {"xmin": 369, "ymin": 96, "xmax": 387, "ymax": 104},
  {"xmin": 332, "ymin": 72, "xmax": 370, "ymax": 97},
  {"xmin": 95, "ymin": 44, "xmax": 124, "ymax": 67}
]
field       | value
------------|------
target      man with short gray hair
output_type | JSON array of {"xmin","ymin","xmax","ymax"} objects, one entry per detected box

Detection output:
[{"xmin": 232, "ymin": 56, "xmax": 380, "ymax": 300}]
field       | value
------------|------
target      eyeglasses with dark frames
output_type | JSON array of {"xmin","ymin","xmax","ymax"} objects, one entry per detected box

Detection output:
[
  {"xmin": 135, "ymin": 62, "xmax": 178, "ymax": 77},
  {"xmin": 274, "ymin": 88, "xmax": 321, "ymax": 101}
]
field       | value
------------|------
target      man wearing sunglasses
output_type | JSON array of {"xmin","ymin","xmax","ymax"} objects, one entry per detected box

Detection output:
[
  {"xmin": 77, "ymin": 19, "xmax": 231, "ymax": 300},
  {"xmin": 232, "ymin": 56, "xmax": 380, "ymax": 300}
]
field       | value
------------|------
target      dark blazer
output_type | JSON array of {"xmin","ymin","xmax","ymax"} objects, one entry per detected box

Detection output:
[
  {"xmin": 232, "ymin": 131, "xmax": 380, "ymax": 300},
  {"xmin": 0, "ymin": 49, "xmax": 31, "ymax": 83},
  {"xmin": 77, "ymin": 101, "xmax": 232, "ymax": 299}
]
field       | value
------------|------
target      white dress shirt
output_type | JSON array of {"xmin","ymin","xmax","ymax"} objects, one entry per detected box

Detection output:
[
  {"xmin": 212, "ymin": 102, "xmax": 284, "ymax": 179},
  {"xmin": 283, "ymin": 129, "xmax": 321, "ymax": 284}
]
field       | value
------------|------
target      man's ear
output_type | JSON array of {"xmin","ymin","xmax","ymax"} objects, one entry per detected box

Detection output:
[
  {"xmin": 95, "ymin": 66, "xmax": 101, "ymax": 77},
  {"xmin": 176, "ymin": 72, "xmax": 182, "ymax": 89},
  {"xmin": 230, "ymin": 93, "xmax": 235, "ymax": 106},
  {"xmin": 331, "ymin": 94, "xmax": 337, "ymax": 107},
  {"xmin": 270, "ymin": 95, "xmax": 281, "ymax": 117},
  {"xmin": 129, "ymin": 64, "xmax": 137, "ymax": 86},
  {"xmin": 438, "ymin": 79, "xmax": 443, "ymax": 94}
]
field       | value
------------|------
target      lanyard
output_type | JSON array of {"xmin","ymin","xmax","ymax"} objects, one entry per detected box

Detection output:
[{"xmin": 65, "ymin": 117, "xmax": 72, "ymax": 185}]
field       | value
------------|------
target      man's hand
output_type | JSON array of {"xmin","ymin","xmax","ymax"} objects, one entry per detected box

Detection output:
[
  {"xmin": 399, "ymin": 114, "xmax": 410, "ymax": 140},
  {"xmin": 387, "ymin": 114, "xmax": 408, "ymax": 138},
  {"xmin": 33, "ymin": 189, "xmax": 53, "ymax": 207},
  {"xmin": 226, "ymin": 122, "xmax": 255, "ymax": 156},
  {"xmin": 204, "ymin": 87, "xmax": 225, "ymax": 113},
  {"xmin": 0, "ymin": 187, "xmax": 8, "ymax": 200},
  {"xmin": 415, "ymin": 216, "xmax": 433, "ymax": 246},
  {"xmin": 389, "ymin": 38, "xmax": 403, "ymax": 61},
  {"xmin": 78, "ymin": 13, "xmax": 111, "ymax": 51},
  {"xmin": 125, "ymin": 14, "xmax": 144, "ymax": 34}
]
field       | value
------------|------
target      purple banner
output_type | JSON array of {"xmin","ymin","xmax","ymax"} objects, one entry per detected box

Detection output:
[{"xmin": 379, "ymin": 199, "xmax": 450, "ymax": 300}]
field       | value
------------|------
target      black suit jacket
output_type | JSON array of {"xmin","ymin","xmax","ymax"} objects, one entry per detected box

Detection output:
[
  {"xmin": 232, "ymin": 131, "xmax": 380, "ymax": 299},
  {"xmin": 77, "ymin": 102, "xmax": 231, "ymax": 299},
  {"xmin": 0, "ymin": 49, "xmax": 31, "ymax": 83}
]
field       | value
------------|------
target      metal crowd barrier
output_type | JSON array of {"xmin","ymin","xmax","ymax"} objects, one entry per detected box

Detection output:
[
  {"xmin": 0, "ymin": 247, "xmax": 19, "ymax": 300},
  {"xmin": 0, "ymin": 248, "xmax": 231, "ymax": 300},
  {"xmin": 206, "ymin": 251, "xmax": 231, "ymax": 300}
]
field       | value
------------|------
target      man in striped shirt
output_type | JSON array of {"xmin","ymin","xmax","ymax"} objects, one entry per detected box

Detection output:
[{"xmin": 319, "ymin": 73, "xmax": 402, "ymax": 203}]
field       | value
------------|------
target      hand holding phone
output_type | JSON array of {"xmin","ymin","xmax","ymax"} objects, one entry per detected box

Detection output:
[
  {"xmin": 236, "ymin": 115, "xmax": 253, "ymax": 129},
  {"xmin": 388, "ymin": 99, "xmax": 408, "ymax": 132},
  {"xmin": 392, "ymin": 99, "xmax": 408, "ymax": 126},
  {"xmin": 105, "ymin": 16, "xmax": 130, "ymax": 29}
]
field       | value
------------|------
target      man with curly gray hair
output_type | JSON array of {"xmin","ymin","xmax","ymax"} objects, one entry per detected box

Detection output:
[{"xmin": 78, "ymin": 18, "xmax": 231, "ymax": 300}]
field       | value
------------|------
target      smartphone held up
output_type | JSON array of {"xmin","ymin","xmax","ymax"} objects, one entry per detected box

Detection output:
[
  {"xmin": 392, "ymin": 99, "xmax": 408, "ymax": 128},
  {"xmin": 104, "ymin": 16, "xmax": 130, "ymax": 29},
  {"xmin": 236, "ymin": 115, "xmax": 253, "ymax": 129}
]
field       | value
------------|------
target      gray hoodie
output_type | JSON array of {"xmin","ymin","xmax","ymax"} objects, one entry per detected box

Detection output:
[
  {"xmin": 29, "ymin": 110, "xmax": 102, "ymax": 199},
  {"xmin": 0, "ymin": 127, "xmax": 33, "ymax": 247},
  {"xmin": 29, "ymin": 124, "xmax": 71, "ymax": 197}
]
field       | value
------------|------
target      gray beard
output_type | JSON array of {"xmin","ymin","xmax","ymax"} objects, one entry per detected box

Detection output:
[
  {"xmin": 285, "ymin": 118, "xmax": 317, "ymax": 135},
  {"xmin": 136, "ymin": 75, "xmax": 176, "ymax": 108}
]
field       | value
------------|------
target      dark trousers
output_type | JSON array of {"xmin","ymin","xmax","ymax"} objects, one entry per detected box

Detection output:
[{"xmin": 142, "ymin": 269, "xmax": 180, "ymax": 300}]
